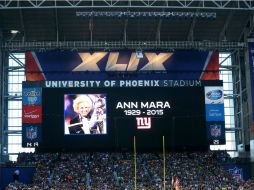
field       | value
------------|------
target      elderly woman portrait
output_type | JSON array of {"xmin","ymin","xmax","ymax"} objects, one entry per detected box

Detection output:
[{"xmin": 69, "ymin": 95, "xmax": 95, "ymax": 134}]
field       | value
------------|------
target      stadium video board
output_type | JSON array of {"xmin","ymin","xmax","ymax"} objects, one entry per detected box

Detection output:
[{"xmin": 22, "ymin": 80, "xmax": 225, "ymax": 151}]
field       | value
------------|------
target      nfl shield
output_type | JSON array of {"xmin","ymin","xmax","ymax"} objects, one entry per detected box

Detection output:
[
  {"xmin": 229, "ymin": 167, "xmax": 242, "ymax": 181},
  {"xmin": 206, "ymin": 121, "xmax": 225, "ymax": 144},
  {"xmin": 22, "ymin": 124, "xmax": 41, "ymax": 147},
  {"xmin": 26, "ymin": 126, "xmax": 38, "ymax": 140},
  {"xmin": 210, "ymin": 124, "xmax": 221, "ymax": 137}
]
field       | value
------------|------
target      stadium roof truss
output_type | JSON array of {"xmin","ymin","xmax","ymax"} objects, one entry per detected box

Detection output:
[
  {"xmin": 0, "ymin": 1, "xmax": 253, "ymax": 51},
  {"xmin": 1, "ymin": 40, "xmax": 246, "ymax": 52},
  {"xmin": 0, "ymin": 0, "xmax": 253, "ymax": 10}
]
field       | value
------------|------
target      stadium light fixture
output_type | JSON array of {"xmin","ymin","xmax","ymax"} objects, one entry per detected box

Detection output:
[
  {"xmin": 10, "ymin": 30, "xmax": 19, "ymax": 34},
  {"xmin": 76, "ymin": 11, "xmax": 216, "ymax": 19},
  {"xmin": 7, "ymin": 30, "xmax": 20, "ymax": 42},
  {"xmin": 135, "ymin": 50, "xmax": 143, "ymax": 59}
]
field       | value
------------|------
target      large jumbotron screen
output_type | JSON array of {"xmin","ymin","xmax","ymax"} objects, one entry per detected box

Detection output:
[
  {"xmin": 22, "ymin": 80, "xmax": 225, "ymax": 151},
  {"xmin": 22, "ymin": 50, "xmax": 225, "ymax": 151}
]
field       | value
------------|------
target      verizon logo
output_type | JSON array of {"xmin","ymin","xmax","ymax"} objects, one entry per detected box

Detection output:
[
  {"xmin": 24, "ymin": 114, "xmax": 39, "ymax": 119},
  {"xmin": 24, "ymin": 110, "xmax": 39, "ymax": 119},
  {"xmin": 22, "ymin": 106, "xmax": 42, "ymax": 123},
  {"xmin": 136, "ymin": 117, "xmax": 151, "ymax": 129}
]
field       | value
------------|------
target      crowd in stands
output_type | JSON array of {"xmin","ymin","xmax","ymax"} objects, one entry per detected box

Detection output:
[{"xmin": 4, "ymin": 151, "xmax": 254, "ymax": 190}]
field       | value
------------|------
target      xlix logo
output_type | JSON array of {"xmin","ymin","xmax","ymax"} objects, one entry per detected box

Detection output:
[{"xmin": 136, "ymin": 117, "xmax": 151, "ymax": 129}]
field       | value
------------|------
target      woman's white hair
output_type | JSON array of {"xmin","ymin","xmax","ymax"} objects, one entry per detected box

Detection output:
[{"xmin": 73, "ymin": 95, "xmax": 93, "ymax": 113}]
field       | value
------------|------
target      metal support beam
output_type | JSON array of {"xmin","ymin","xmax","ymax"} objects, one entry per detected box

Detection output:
[
  {"xmin": 187, "ymin": 1, "xmax": 202, "ymax": 41},
  {"xmin": 55, "ymin": 6, "xmax": 59, "ymax": 42},
  {"xmin": 248, "ymin": 13, "xmax": 254, "ymax": 37},
  {"xmin": 219, "ymin": 11, "xmax": 233, "ymax": 41},
  {"xmin": 1, "ymin": 40, "xmax": 246, "ymax": 52},
  {"xmin": 238, "ymin": 13, "xmax": 253, "ymax": 42},
  {"xmin": 0, "ymin": 0, "xmax": 253, "ymax": 10},
  {"xmin": 123, "ymin": 19, "xmax": 128, "ymax": 43},
  {"xmin": 0, "ymin": 39, "xmax": 9, "ymax": 162},
  {"xmin": 219, "ymin": 50, "xmax": 236, "ymax": 66},
  {"xmin": 6, "ymin": 66, "xmax": 25, "ymax": 72},
  {"xmin": 9, "ymin": 53, "xmax": 25, "ymax": 67},
  {"xmin": 155, "ymin": 19, "xmax": 162, "ymax": 42},
  {"xmin": 4, "ymin": 95, "xmax": 22, "ymax": 101},
  {"xmin": 0, "ymin": 29, "xmax": 3, "ymax": 162},
  {"xmin": 236, "ymin": 50, "xmax": 245, "ymax": 150},
  {"xmin": 19, "ymin": 9, "xmax": 26, "ymax": 42},
  {"xmin": 89, "ymin": 18, "xmax": 93, "ymax": 43},
  {"xmin": 4, "ymin": 130, "xmax": 22, "ymax": 135},
  {"xmin": 187, "ymin": 17, "xmax": 197, "ymax": 41}
]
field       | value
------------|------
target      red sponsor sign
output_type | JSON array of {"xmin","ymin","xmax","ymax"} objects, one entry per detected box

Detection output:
[{"xmin": 22, "ymin": 106, "xmax": 42, "ymax": 123}]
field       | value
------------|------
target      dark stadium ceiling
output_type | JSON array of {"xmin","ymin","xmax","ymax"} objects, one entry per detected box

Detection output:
[{"xmin": 0, "ymin": 0, "xmax": 254, "ymax": 51}]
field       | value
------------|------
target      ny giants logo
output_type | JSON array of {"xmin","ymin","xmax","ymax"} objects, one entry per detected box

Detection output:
[{"xmin": 136, "ymin": 117, "xmax": 151, "ymax": 129}]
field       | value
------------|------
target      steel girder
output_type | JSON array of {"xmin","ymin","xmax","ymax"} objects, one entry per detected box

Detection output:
[{"xmin": 0, "ymin": 0, "xmax": 253, "ymax": 10}]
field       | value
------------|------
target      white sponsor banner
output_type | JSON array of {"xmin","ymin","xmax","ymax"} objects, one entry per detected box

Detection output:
[{"xmin": 204, "ymin": 86, "xmax": 224, "ymax": 104}]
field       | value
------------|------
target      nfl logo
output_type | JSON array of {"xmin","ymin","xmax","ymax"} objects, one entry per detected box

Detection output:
[
  {"xmin": 26, "ymin": 126, "xmax": 37, "ymax": 140},
  {"xmin": 210, "ymin": 124, "xmax": 221, "ymax": 137},
  {"xmin": 229, "ymin": 167, "xmax": 242, "ymax": 181}
]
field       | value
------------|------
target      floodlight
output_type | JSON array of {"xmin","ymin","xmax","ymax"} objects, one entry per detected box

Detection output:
[{"xmin": 136, "ymin": 51, "xmax": 143, "ymax": 59}]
